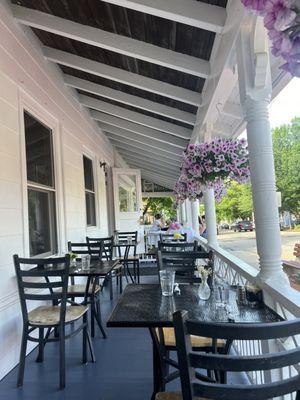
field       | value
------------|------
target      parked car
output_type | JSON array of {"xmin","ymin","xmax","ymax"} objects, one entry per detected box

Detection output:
[
  {"xmin": 232, "ymin": 221, "xmax": 254, "ymax": 232},
  {"xmin": 220, "ymin": 223, "xmax": 230, "ymax": 230}
]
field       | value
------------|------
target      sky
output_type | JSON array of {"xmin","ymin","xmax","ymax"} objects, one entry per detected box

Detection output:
[{"xmin": 269, "ymin": 78, "xmax": 300, "ymax": 128}]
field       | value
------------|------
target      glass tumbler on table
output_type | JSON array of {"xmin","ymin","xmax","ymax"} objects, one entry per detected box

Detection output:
[
  {"xmin": 81, "ymin": 254, "xmax": 91, "ymax": 270},
  {"xmin": 159, "ymin": 270, "xmax": 175, "ymax": 296}
]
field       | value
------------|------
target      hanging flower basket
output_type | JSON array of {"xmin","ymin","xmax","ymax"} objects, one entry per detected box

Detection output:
[
  {"xmin": 173, "ymin": 138, "xmax": 250, "ymax": 207},
  {"xmin": 241, "ymin": 0, "xmax": 300, "ymax": 77}
]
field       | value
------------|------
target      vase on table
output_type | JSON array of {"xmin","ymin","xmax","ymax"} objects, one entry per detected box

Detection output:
[{"xmin": 198, "ymin": 276, "xmax": 211, "ymax": 300}]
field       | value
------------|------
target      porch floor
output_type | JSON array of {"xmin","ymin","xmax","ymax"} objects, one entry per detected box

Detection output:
[{"xmin": 0, "ymin": 266, "xmax": 247, "ymax": 400}]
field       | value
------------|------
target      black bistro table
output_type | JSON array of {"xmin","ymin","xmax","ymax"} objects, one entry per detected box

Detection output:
[{"xmin": 107, "ymin": 284, "xmax": 281, "ymax": 399}]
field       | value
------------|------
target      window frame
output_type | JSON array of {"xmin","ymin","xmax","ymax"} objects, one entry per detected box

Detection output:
[
  {"xmin": 83, "ymin": 153, "xmax": 97, "ymax": 228},
  {"xmin": 19, "ymin": 95, "xmax": 64, "ymax": 258}
]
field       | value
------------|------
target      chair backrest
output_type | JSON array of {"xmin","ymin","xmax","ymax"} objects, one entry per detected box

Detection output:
[
  {"xmin": 86, "ymin": 236, "xmax": 114, "ymax": 260},
  {"xmin": 157, "ymin": 250, "xmax": 212, "ymax": 284},
  {"xmin": 117, "ymin": 231, "xmax": 138, "ymax": 244},
  {"xmin": 68, "ymin": 241, "xmax": 102, "ymax": 260},
  {"xmin": 173, "ymin": 310, "xmax": 300, "ymax": 400},
  {"xmin": 13, "ymin": 254, "xmax": 70, "ymax": 325},
  {"xmin": 158, "ymin": 241, "xmax": 198, "ymax": 252},
  {"xmin": 160, "ymin": 233, "xmax": 187, "ymax": 243}
]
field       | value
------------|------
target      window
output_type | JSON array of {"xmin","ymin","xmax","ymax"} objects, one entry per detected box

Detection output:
[
  {"xmin": 83, "ymin": 155, "xmax": 96, "ymax": 226},
  {"xmin": 118, "ymin": 174, "xmax": 138, "ymax": 212},
  {"xmin": 24, "ymin": 111, "xmax": 57, "ymax": 257}
]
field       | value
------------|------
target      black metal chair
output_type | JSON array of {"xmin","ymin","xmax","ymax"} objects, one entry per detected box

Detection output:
[
  {"xmin": 159, "ymin": 233, "xmax": 187, "ymax": 243},
  {"xmin": 86, "ymin": 236, "xmax": 123, "ymax": 296},
  {"xmin": 67, "ymin": 241, "xmax": 106, "ymax": 337},
  {"xmin": 115, "ymin": 231, "xmax": 140, "ymax": 283},
  {"xmin": 13, "ymin": 254, "xmax": 94, "ymax": 389},
  {"xmin": 158, "ymin": 241, "xmax": 198, "ymax": 253},
  {"xmin": 156, "ymin": 250, "xmax": 213, "ymax": 285},
  {"xmin": 156, "ymin": 310, "xmax": 300, "ymax": 400},
  {"xmin": 155, "ymin": 251, "xmax": 224, "ymax": 390}
]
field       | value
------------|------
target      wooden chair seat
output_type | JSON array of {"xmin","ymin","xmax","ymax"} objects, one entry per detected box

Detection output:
[
  {"xmin": 68, "ymin": 284, "xmax": 101, "ymax": 295},
  {"xmin": 156, "ymin": 392, "xmax": 204, "ymax": 400},
  {"xmin": 115, "ymin": 255, "xmax": 139, "ymax": 262},
  {"xmin": 158, "ymin": 327, "xmax": 225, "ymax": 348},
  {"xmin": 28, "ymin": 305, "xmax": 88, "ymax": 326},
  {"xmin": 56, "ymin": 284, "xmax": 102, "ymax": 295}
]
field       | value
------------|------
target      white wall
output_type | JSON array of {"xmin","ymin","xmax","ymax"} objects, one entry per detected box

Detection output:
[{"xmin": 0, "ymin": 2, "xmax": 128, "ymax": 378}]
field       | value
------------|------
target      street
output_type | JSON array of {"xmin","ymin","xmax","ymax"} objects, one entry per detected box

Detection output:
[{"xmin": 218, "ymin": 230, "xmax": 300, "ymax": 269}]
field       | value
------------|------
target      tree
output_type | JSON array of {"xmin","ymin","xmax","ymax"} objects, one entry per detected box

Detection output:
[
  {"xmin": 215, "ymin": 182, "xmax": 253, "ymax": 222},
  {"xmin": 272, "ymin": 118, "xmax": 300, "ymax": 214},
  {"xmin": 142, "ymin": 197, "xmax": 177, "ymax": 222}
]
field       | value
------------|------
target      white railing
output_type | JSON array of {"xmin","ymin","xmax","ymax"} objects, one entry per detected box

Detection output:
[{"xmin": 198, "ymin": 237, "xmax": 300, "ymax": 399}]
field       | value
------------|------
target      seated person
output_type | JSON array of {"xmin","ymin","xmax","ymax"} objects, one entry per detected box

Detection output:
[
  {"xmin": 199, "ymin": 215, "xmax": 207, "ymax": 239},
  {"xmin": 150, "ymin": 213, "xmax": 165, "ymax": 232}
]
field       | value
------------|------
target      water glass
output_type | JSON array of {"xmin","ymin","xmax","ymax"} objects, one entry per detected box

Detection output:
[
  {"xmin": 127, "ymin": 236, "xmax": 133, "ymax": 244},
  {"xmin": 81, "ymin": 254, "xmax": 91, "ymax": 270},
  {"xmin": 159, "ymin": 270, "xmax": 175, "ymax": 296},
  {"xmin": 214, "ymin": 286, "xmax": 229, "ymax": 308}
]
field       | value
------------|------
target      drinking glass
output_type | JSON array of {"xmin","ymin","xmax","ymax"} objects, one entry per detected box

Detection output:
[
  {"xmin": 214, "ymin": 286, "xmax": 229, "ymax": 308},
  {"xmin": 127, "ymin": 236, "xmax": 133, "ymax": 244},
  {"xmin": 81, "ymin": 254, "xmax": 91, "ymax": 270},
  {"xmin": 159, "ymin": 270, "xmax": 175, "ymax": 296}
]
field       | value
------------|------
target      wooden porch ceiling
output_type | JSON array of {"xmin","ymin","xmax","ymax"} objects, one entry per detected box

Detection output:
[{"xmin": 11, "ymin": 0, "xmax": 228, "ymax": 187}]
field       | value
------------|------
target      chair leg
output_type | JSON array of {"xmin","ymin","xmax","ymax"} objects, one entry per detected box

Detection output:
[
  {"xmin": 137, "ymin": 260, "xmax": 140, "ymax": 284},
  {"xmin": 87, "ymin": 328, "xmax": 96, "ymax": 363},
  {"xmin": 109, "ymin": 274, "xmax": 113, "ymax": 300},
  {"xmin": 119, "ymin": 267, "xmax": 123, "ymax": 294},
  {"xmin": 36, "ymin": 327, "xmax": 44, "ymax": 362},
  {"xmin": 17, "ymin": 327, "xmax": 27, "ymax": 387},
  {"xmin": 82, "ymin": 314, "xmax": 88, "ymax": 364},
  {"xmin": 90, "ymin": 298, "xmax": 95, "ymax": 338},
  {"xmin": 94, "ymin": 298, "xmax": 107, "ymax": 339},
  {"xmin": 59, "ymin": 325, "xmax": 66, "ymax": 390}
]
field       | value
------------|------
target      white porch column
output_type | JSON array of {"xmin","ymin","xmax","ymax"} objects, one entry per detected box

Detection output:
[
  {"xmin": 237, "ymin": 18, "xmax": 285, "ymax": 282},
  {"xmin": 203, "ymin": 189, "xmax": 218, "ymax": 247},
  {"xmin": 245, "ymin": 97, "xmax": 284, "ymax": 281},
  {"xmin": 190, "ymin": 200, "xmax": 200, "ymax": 234}
]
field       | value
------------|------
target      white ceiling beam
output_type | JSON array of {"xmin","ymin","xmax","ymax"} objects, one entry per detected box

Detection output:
[
  {"xmin": 141, "ymin": 172, "xmax": 176, "ymax": 188},
  {"xmin": 103, "ymin": 127, "xmax": 183, "ymax": 155},
  {"xmin": 13, "ymin": 5, "xmax": 210, "ymax": 78},
  {"xmin": 142, "ymin": 192, "xmax": 174, "ymax": 198},
  {"xmin": 129, "ymin": 163, "xmax": 179, "ymax": 180},
  {"xmin": 80, "ymin": 94, "xmax": 192, "ymax": 139},
  {"xmin": 109, "ymin": 136, "xmax": 183, "ymax": 161},
  {"xmin": 100, "ymin": 0, "xmax": 226, "ymax": 33},
  {"xmin": 113, "ymin": 142, "xmax": 182, "ymax": 162},
  {"xmin": 64, "ymin": 75, "xmax": 196, "ymax": 125},
  {"xmin": 116, "ymin": 148, "xmax": 180, "ymax": 167},
  {"xmin": 222, "ymin": 102, "xmax": 244, "ymax": 119},
  {"xmin": 131, "ymin": 164, "xmax": 178, "ymax": 181},
  {"xmin": 43, "ymin": 47, "xmax": 202, "ymax": 106},
  {"xmin": 92, "ymin": 113, "xmax": 188, "ymax": 148},
  {"xmin": 191, "ymin": 2, "xmax": 245, "ymax": 143},
  {"xmin": 123, "ymin": 156, "xmax": 179, "ymax": 175},
  {"xmin": 125, "ymin": 157, "xmax": 180, "ymax": 174}
]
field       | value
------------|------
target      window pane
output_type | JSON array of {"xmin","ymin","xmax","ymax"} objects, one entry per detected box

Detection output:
[
  {"xmin": 28, "ymin": 188, "xmax": 57, "ymax": 256},
  {"xmin": 83, "ymin": 156, "xmax": 94, "ymax": 191},
  {"xmin": 24, "ymin": 112, "xmax": 54, "ymax": 187},
  {"xmin": 118, "ymin": 174, "xmax": 137, "ymax": 212},
  {"xmin": 85, "ymin": 192, "xmax": 96, "ymax": 226}
]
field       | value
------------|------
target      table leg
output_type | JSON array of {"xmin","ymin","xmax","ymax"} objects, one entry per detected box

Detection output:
[{"xmin": 149, "ymin": 328, "xmax": 164, "ymax": 400}]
